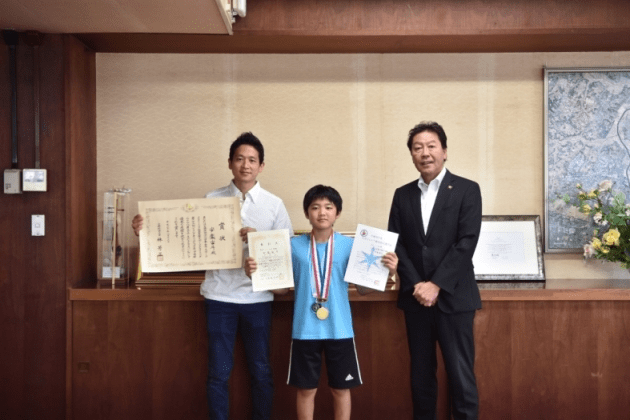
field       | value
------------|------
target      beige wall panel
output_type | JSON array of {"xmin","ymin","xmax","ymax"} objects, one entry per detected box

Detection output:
[
  {"xmin": 227, "ymin": 55, "xmax": 359, "ymax": 232},
  {"xmin": 97, "ymin": 51, "xmax": 630, "ymax": 281}
]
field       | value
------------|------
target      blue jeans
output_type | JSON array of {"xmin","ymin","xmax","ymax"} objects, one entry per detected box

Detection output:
[{"xmin": 205, "ymin": 299, "xmax": 274, "ymax": 420}]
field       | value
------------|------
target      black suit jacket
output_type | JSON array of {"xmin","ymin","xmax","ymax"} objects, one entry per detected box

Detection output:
[{"xmin": 388, "ymin": 170, "xmax": 482, "ymax": 314}]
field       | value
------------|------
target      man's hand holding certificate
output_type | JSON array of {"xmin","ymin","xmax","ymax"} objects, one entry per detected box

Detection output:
[
  {"xmin": 247, "ymin": 229, "xmax": 294, "ymax": 292},
  {"xmin": 344, "ymin": 224, "xmax": 399, "ymax": 291}
]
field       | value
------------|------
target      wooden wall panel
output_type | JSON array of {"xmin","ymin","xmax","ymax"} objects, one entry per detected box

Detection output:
[
  {"xmin": 0, "ymin": 33, "xmax": 67, "ymax": 420},
  {"xmin": 0, "ymin": 34, "xmax": 95, "ymax": 420},
  {"xmin": 70, "ymin": 297, "xmax": 630, "ymax": 419},
  {"xmin": 64, "ymin": 34, "xmax": 97, "ymax": 288},
  {"xmin": 72, "ymin": 301, "xmax": 110, "ymax": 419},
  {"xmin": 75, "ymin": 0, "xmax": 630, "ymax": 53},
  {"xmin": 597, "ymin": 302, "xmax": 630, "ymax": 420},
  {"xmin": 237, "ymin": 0, "xmax": 630, "ymax": 35},
  {"xmin": 151, "ymin": 301, "xmax": 208, "ymax": 420},
  {"xmin": 474, "ymin": 301, "xmax": 630, "ymax": 419}
]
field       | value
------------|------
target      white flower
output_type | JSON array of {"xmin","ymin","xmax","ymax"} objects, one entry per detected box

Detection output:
[
  {"xmin": 593, "ymin": 212, "xmax": 603, "ymax": 224},
  {"xmin": 583, "ymin": 243, "xmax": 596, "ymax": 258},
  {"xmin": 598, "ymin": 180, "xmax": 613, "ymax": 191}
]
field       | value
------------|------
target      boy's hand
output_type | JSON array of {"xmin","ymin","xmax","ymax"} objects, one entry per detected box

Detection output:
[
  {"xmin": 240, "ymin": 227, "xmax": 256, "ymax": 243},
  {"xmin": 382, "ymin": 252, "xmax": 398, "ymax": 275},
  {"xmin": 244, "ymin": 257, "xmax": 257, "ymax": 278},
  {"xmin": 132, "ymin": 214, "xmax": 143, "ymax": 236}
]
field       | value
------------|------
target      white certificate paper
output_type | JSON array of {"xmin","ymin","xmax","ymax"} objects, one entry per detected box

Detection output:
[
  {"xmin": 344, "ymin": 224, "xmax": 399, "ymax": 291},
  {"xmin": 138, "ymin": 197, "xmax": 242, "ymax": 273},
  {"xmin": 248, "ymin": 229, "xmax": 294, "ymax": 292},
  {"xmin": 473, "ymin": 220, "xmax": 539, "ymax": 276}
]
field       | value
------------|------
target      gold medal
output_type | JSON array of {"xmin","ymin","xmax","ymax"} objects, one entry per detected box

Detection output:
[{"xmin": 316, "ymin": 306, "xmax": 329, "ymax": 320}]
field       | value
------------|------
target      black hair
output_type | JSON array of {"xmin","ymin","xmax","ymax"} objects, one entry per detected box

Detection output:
[
  {"xmin": 407, "ymin": 121, "xmax": 447, "ymax": 151},
  {"xmin": 303, "ymin": 185, "xmax": 342, "ymax": 215},
  {"xmin": 229, "ymin": 132, "xmax": 264, "ymax": 163}
]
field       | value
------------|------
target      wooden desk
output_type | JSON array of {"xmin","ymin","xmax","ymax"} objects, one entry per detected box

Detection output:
[{"xmin": 68, "ymin": 285, "xmax": 630, "ymax": 419}]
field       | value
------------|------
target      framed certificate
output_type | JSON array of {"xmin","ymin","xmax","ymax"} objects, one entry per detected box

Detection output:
[
  {"xmin": 473, "ymin": 215, "xmax": 545, "ymax": 282},
  {"xmin": 138, "ymin": 197, "xmax": 243, "ymax": 273}
]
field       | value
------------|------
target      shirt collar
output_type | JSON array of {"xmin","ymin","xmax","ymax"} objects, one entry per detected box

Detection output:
[
  {"xmin": 229, "ymin": 180, "xmax": 261, "ymax": 203},
  {"xmin": 417, "ymin": 167, "xmax": 447, "ymax": 190}
]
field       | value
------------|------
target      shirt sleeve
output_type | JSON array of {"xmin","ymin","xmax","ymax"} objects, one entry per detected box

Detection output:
[{"xmin": 273, "ymin": 199, "xmax": 294, "ymax": 235}]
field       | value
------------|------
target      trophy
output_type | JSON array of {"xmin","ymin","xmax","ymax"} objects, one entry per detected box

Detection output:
[{"xmin": 99, "ymin": 188, "xmax": 132, "ymax": 286}]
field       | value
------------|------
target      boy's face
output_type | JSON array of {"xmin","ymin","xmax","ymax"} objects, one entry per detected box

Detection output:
[
  {"xmin": 305, "ymin": 198, "xmax": 340, "ymax": 231},
  {"xmin": 228, "ymin": 145, "xmax": 264, "ymax": 185}
]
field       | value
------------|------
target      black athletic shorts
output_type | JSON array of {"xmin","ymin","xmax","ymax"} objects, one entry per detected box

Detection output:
[{"xmin": 287, "ymin": 338, "xmax": 363, "ymax": 389}]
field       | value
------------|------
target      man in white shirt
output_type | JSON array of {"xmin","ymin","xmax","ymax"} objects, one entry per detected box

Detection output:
[{"xmin": 133, "ymin": 132, "xmax": 293, "ymax": 420}]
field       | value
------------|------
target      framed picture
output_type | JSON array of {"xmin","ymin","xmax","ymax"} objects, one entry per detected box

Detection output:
[
  {"xmin": 544, "ymin": 67, "xmax": 630, "ymax": 252},
  {"xmin": 473, "ymin": 215, "xmax": 545, "ymax": 282}
]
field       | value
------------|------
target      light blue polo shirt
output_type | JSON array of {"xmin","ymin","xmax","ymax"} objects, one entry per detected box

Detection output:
[{"xmin": 291, "ymin": 232, "xmax": 354, "ymax": 340}]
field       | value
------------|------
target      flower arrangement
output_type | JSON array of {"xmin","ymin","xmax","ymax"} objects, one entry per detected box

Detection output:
[{"xmin": 559, "ymin": 180, "xmax": 630, "ymax": 268}]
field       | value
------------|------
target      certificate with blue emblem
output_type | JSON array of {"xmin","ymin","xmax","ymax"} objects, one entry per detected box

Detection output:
[{"xmin": 344, "ymin": 224, "xmax": 399, "ymax": 291}]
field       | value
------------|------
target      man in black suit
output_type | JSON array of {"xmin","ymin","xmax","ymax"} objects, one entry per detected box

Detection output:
[{"xmin": 388, "ymin": 121, "xmax": 482, "ymax": 420}]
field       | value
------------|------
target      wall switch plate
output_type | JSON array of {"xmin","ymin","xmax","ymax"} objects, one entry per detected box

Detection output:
[
  {"xmin": 23, "ymin": 169, "xmax": 47, "ymax": 192},
  {"xmin": 32, "ymin": 215, "xmax": 45, "ymax": 236},
  {"xmin": 4, "ymin": 169, "xmax": 22, "ymax": 194}
]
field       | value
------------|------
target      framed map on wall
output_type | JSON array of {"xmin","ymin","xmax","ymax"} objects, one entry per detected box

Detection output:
[{"xmin": 544, "ymin": 68, "xmax": 630, "ymax": 252}]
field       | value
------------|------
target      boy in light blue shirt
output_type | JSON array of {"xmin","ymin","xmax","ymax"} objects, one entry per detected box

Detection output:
[{"xmin": 246, "ymin": 185, "xmax": 397, "ymax": 420}]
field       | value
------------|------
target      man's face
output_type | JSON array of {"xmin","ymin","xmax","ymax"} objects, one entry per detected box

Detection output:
[
  {"xmin": 305, "ymin": 198, "xmax": 340, "ymax": 231},
  {"xmin": 410, "ymin": 131, "xmax": 447, "ymax": 183},
  {"xmin": 228, "ymin": 145, "xmax": 264, "ymax": 185}
]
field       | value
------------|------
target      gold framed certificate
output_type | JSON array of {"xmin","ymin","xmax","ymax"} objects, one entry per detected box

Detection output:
[{"xmin": 138, "ymin": 197, "xmax": 242, "ymax": 272}]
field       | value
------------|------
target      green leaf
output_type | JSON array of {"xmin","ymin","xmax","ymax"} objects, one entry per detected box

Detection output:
[{"xmin": 614, "ymin": 192, "xmax": 626, "ymax": 207}]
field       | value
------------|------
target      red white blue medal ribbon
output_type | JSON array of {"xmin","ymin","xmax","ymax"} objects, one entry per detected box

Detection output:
[{"xmin": 310, "ymin": 232, "xmax": 334, "ymax": 303}]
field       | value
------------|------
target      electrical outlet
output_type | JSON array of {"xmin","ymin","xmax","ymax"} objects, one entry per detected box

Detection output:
[
  {"xmin": 32, "ymin": 214, "xmax": 45, "ymax": 236},
  {"xmin": 4, "ymin": 169, "xmax": 22, "ymax": 194}
]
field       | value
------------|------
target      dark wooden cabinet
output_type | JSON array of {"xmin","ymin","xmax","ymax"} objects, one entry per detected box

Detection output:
[{"xmin": 68, "ymin": 287, "xmax": 630, "ymax": 419}]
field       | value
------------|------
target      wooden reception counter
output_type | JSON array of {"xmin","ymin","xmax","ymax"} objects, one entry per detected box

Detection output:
[{"xmin": 68, "ymin": 282, "xmax": 630, "ymax": 420}]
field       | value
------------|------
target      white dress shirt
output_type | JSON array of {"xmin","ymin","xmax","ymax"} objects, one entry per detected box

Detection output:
[
  {"xmin": 417, "ymin": 167, "xmax": 447, "ymax": 234},
  {"xmin": 200, "ymin": 181, "xmax": 293, "ymax": 303}
]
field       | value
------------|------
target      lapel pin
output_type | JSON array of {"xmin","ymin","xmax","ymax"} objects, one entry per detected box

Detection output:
[{"xmin": 448, "ymin": 185, "xmax": 453, "ymax": 189}]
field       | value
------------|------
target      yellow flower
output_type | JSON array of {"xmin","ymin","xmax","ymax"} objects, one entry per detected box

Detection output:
[
  {"xmin": 591, "ymin": 237, "xmax": 602, "ymax": 250},
  {"xmin": 602, "ymin": 228, "xmax": 621, "ymax": 246},
  {"xmin": 580, "ymin": 204, "xmax": 591, "ymax": 213},
  {"xmin": 578, "ymin": 192, "xmax": 587, "ymax": 200},
  {"xmin": 601, "ymin": 246, "xmax": 610, "ymax": 254},
  {"xmin": 587, "ymin": 190, "xmax": 597, "ymax": 199}
]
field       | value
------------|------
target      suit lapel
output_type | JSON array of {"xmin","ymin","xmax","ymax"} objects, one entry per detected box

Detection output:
[
  {"xmin": 425, "ymin": 170, "xmax": 453, "ymax": 240},
  {"xmin": 408, "ymin": 184, "xmax": 426, "ymax": 241}
]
